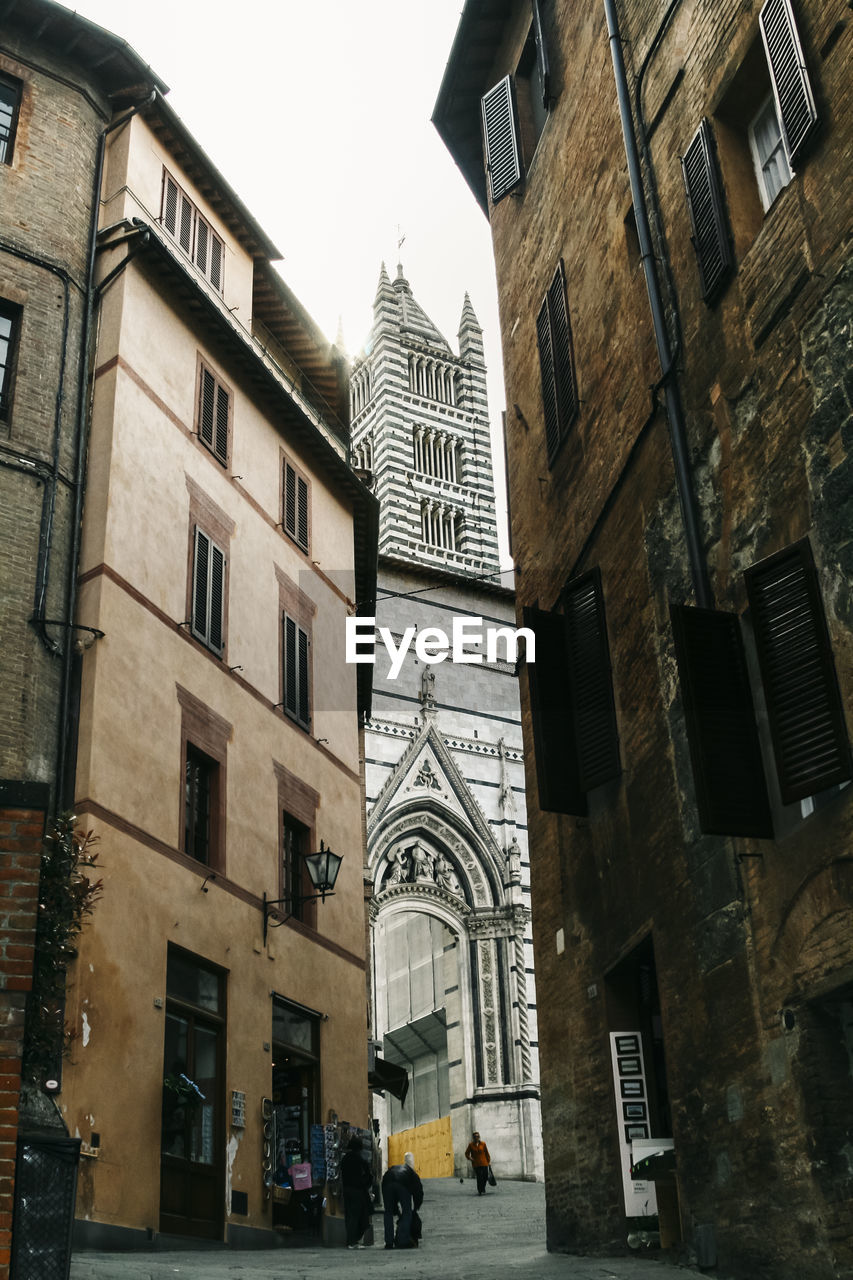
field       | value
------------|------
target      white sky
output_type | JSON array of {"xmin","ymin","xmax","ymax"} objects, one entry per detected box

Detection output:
[{"xmin": 70, "ymin": 0, "xmax": 511, "ymax": 563}]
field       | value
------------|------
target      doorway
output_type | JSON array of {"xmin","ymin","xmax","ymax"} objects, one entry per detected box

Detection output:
[{"xmin": 159, "ymin": 948, "xmax": 225, "ymax": 1239}]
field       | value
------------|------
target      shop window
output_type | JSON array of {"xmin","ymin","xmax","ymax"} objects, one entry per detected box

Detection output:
[{"xmin": 270, "ymin": 994, "xmax": 320, "ymax": 1219}]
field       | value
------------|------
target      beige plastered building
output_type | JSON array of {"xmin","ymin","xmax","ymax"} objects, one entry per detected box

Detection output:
[{"xmin": 57, "ymin": 86, "xmax": 378, "ymax": 1248}]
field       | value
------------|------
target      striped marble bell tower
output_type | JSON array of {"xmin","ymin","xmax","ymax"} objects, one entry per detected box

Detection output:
[{"xmin": 350, "ymin": 263, "xmax": 501, "ymax": 577}]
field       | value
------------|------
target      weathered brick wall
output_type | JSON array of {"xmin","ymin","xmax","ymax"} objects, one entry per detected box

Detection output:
[
  {"xmin": 479, "ymin": 0, "xmax": 853, "ymax": 1276},
  {"xmin": 0, "ymin": 792, "xmax": 46, "ymax": 1280},
  {"xmin": 0, "ymin": 36, "xmax": 106, "ymax": 799}
]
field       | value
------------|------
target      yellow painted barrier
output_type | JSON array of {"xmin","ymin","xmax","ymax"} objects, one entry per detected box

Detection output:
[{"xmin": 387, "ymin": 1115, "xmax": 453, "ymax": 1178}]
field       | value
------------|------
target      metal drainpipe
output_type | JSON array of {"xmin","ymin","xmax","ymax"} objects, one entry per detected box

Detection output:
[
  {"xmin": 603, "ymin": 0, "xmax": 712, "ymax": 610},
  {"xmin": 56, "ymin": 89, "xmax": 157, "ymax": 811}
]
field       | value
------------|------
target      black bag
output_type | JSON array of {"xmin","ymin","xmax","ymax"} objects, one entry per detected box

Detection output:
[{"xmin": 487, "ymin": 1165, "xmax": 497, "ymax": 1187}]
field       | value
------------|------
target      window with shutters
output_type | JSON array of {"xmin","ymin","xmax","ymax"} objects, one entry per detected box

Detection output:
[
  {"xmin": 190, "ymin": 527, "xmax": 227, "ymax": 655},
  {"xmin": 282, "ymin": 612, "xmax": 311, "ymax": 731},
  {"xmin": 0, "ymin": 72, "xmax": 21, "ymax": 166},
  {"xmin": 744, "ymin": 539, "xmax": 851, "ymax": 806},
  {"xmin": 671, "ymin": 604, "xmax": 773, "ymax": 837},
  {"xmin": 759, "ymin": 0, "xmax": 818, "ymax": 166},
  {"xmin": 681, "ymin": 120, "xmax": 733, "ymax": 304},
  {"xmin": 481, "ymin": 75, "xmax": 523, "ymax": 204},
  {"xmin": 196, "ymin": 360, "xmax": 231, "ymax": 467},
  {"xmin": 536, "ymin": 260, "xmax": 579, "ymax": 465},
  {"xmin": 273, "ymin": 761, "xmax": 319, "ymax": 927},
  {"xmin": 748, "ymin": 94, "xmax": 793, "ymax": 211},
  {"xmin": 480, "ymin": 9, "xmax": 552, "ymax": 206},
  {"xmin": 177, "ymin": 684, "xmax": 230, "ymax": 874},
  {"xmin": 277, "ymin": 569, "xmax": 315, "ymax": 733},
  {"xmin": 696, "ymin": 2, "xmax": 817, "ymax": 269},
  {"xmin": 281, "ymin": 453, "xmax": 310, "ymax": 554},
  {"xmin": 522, "ymin": 572, "xmax": 619, "ymax": 815},
  {"xmin": 161, "ymin": 170, "xmax": 225, "ymax": 294},
  {"xmin": 0, "ymin": 299, "xmax": 21, "ymax": 422}
]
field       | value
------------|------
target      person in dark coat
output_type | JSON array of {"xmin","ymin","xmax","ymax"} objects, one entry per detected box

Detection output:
[
  {"xmin": 341, "ymin": 1136, "xmax": 374, "ymax": 1249},
  {"xmin": 381, "ymin": 1151, "xmax": 423, "ymax": 1249}
]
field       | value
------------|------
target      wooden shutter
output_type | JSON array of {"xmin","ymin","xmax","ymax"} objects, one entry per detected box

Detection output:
[
  {"xmin": 209, "ymin": 233, "xmax": 224, "ymax": 292},
  {"xmin": 565, "ymin": 570, "xmax": 620, "ymax": 791},
  {"xmin": 198, "ymin": 366, "xmax": 228, "ymax": 465},
  {"xmin": 537, "ymin": 262, "xmax": 578, "ymax": 463},
  {"xmin": 191, "ymin": 528, "xmax": 226, "ymax": 655},
  {"xmin": 671, "ymin": 605, "xmax": 773, "ymax": 837},
  {"xmin": 548, "ymin": 262, "xmax": 579, "ymax": 437},
  {"xmin": 283, "ymin": 459, "xmax": 309, "ymax": 552},
  {"xmin": 523, "ymin": 606, "xmax": 587, "ymax": 815},
  {"xmin": 191, "ymin": 528, "xmax": 210, "ymax": 643},
  {"xmin": 163, "ymin": 174, "xmax": 178, "ymax": 235},
  {"xmin": 760, "ymin": 0, "xmax": 818, "ymax": 164},
  {"xmin": 531, "ymin": 0, "xmax": 551, "ymax": 110},
  {"xmin": 681, "ymin": 119, "xmax": 733, "ymax": 303},
  {"xmin": 283, "ymin": 613, "xmax": 310, "ymax": 730},
  {"xmin": 745, "ymin": 540, "xmax": 852, "ymax": 803},
  {"xmin": 536, "ymin": 296, "xmax": 559, "ymax": 460},
  {"xmin": 195, "ymin": 217, "xmax": 209, "ymax": 273},
  {"xmin": 209, "ymin": 544, "xmax": 225, "ymax": 653},
  {"xmin": 198, "ymin": 367, "xmax": 215, "ymax": 451},
  {"xmin": 481, "ymin": 75, "xmax": 523, "ymax": 204},
  {"xmin": 178, "ymin": 189, "xmax": 193, "ymax": 254}
]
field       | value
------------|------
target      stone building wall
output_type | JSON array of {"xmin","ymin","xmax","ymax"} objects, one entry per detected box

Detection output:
[{"xmin": 435, "ymin": 0, "xmax": 852, "ymax": 1274}]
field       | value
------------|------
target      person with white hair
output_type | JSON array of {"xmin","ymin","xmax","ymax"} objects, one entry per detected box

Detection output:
[{"xmin": 380, "ymin": 1150, "xmax": 423, "ymax": 1249}]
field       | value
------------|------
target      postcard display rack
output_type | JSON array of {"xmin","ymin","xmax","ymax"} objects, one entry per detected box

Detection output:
[{"xmin": 609, "ymin": 1031, "xmax": 658, "ymax": 1217}]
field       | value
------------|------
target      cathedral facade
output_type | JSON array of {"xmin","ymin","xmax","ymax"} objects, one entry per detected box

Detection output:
[{"xmin": 352, "ymin": 265, "xmax": 542, "ymax": 1181}]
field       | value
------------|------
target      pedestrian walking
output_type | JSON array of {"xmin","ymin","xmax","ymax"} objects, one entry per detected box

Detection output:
[
  {"xmin": 340, "ymin": 1136, "xmax": 373, "ymax": 1250},
  {"xmin": 464, "ymin": 1130, "xmax": 492, "ymax": 1195},
  {"xmin": 381, "ymin": 1150, "xmax": 423, "ymax": 1249}
]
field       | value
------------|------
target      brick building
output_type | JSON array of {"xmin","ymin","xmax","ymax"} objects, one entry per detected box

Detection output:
[
  {"xmin": 352, "ymin": 265, "xmax": 542, "ymax": 1180},
  {"xmin": 0, "ymin": 10, "xmax": 164, "ymax": 1274},
  {"xmin": 435, "ymin": 0, "xmax": 853, "ymax": 1276},
  {"xmin": 2, "ymin": 0, "xmax": 378, "ymax": 1260}
]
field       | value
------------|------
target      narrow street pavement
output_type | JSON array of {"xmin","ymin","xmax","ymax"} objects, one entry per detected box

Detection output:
[{"xmin": 69, "ymin": 1178, "xmax": 695, "ymax": 1279}]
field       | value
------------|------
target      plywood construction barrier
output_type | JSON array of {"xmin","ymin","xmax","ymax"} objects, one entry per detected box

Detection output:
[{"xmin": 387, "ymin": 1116, "xmax": 453, "ymax": 1178}]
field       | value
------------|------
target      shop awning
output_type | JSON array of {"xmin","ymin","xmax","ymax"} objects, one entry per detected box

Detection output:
[{"xmin": 368, "ymin": 1056, "xmax": 409, "ymax": 1104}]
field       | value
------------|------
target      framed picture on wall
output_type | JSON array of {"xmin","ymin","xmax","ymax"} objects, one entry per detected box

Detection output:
[{"xmin": 623, "ymin": 1102, "xmax": 647, "ymax": 1121}]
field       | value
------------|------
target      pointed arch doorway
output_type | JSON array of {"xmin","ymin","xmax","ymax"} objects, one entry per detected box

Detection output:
[{"xmin": 375, "ymin": 906, "xmax": 458, "ymax": 1178}]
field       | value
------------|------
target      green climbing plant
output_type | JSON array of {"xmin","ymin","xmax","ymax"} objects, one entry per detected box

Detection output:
[{"xmin": 22, "ymin": 815, "xmax": 102, "ymax": 1086}]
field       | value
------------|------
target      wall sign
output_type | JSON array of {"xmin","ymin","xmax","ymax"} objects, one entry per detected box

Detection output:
[{"xmin": 609, "ymin": 1031, "xmax": 657, "ymax": 1217}]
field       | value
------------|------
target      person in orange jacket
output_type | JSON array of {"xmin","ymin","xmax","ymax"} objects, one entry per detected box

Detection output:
[{"xmin": 464, "ymin": 1131, "xmax": 491, "ymax": 1195}]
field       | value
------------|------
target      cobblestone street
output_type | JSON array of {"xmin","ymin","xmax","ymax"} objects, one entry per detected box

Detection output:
[{"xmin": 69, "ymin": 1179, "xmax": 694, "ymax": 1279}]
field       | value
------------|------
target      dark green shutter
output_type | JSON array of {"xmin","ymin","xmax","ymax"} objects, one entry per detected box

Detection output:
[
  {"xmin": 191, "ymin": 528, "xmax": 210, "ymax": 643},
  {"xmin": 531, "ymin": 0, "xmax": 551, "ymax": 110},
  {"xmin": 565, "ymin": 570, "xmax": 620, "ymax": 791},
  {"xmin": 745, "ymin": 540, "xmax": 851, "ymax": 803},
  {"xmin": 199, "ymin": 368, "xmax": 215, "ymax": 449},
  {"xmin": 481, "ymin": 75, "xmax": 523, "ymax": 204},
  {"xmin": 681, "ymin": 119, "xmax": 733, "ymax": 303},
  {"xmin": 760, "ymin": 0, "xmax": 818, "ymax": 164},
  {"xmin": 537, "ymin": 262, "xmax": 579, "ymax": 464},
  {"xmin": 523, "ymin": 606, "xmax": 586, "ymax": 815},
  {"xmin": 671, "ymin": 604, "xmax": 773, "ymax": 837},
  {"xmin": 209, "ymin": 545, "xmax": 225, "ymax": 654},
  {"xmin": 214, "ymin": 383, "xmax": 229, "ymax": 464}
]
